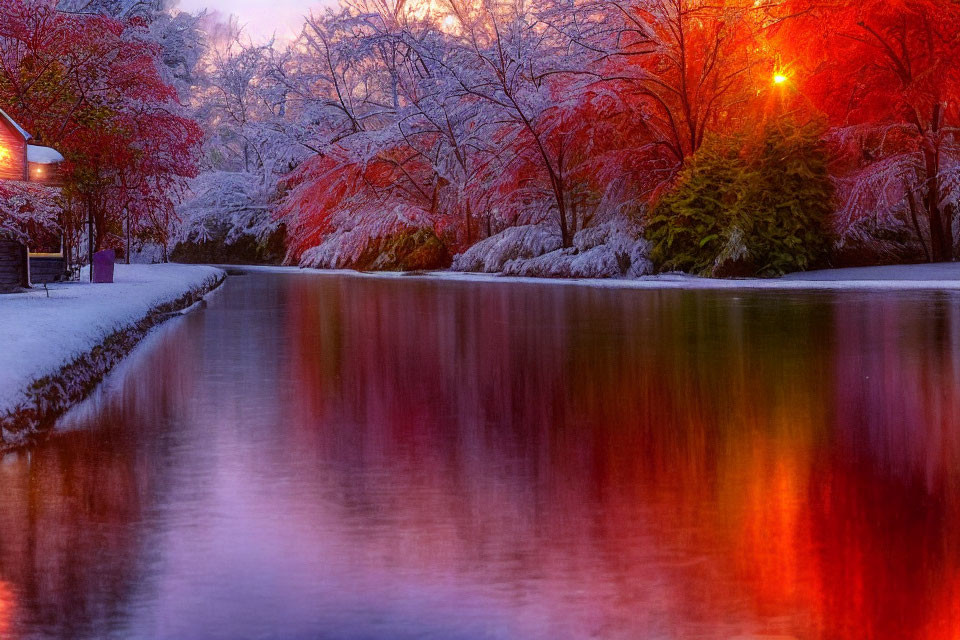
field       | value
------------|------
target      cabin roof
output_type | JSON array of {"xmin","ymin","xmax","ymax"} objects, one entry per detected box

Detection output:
[
  {"xmin": 27, "ymin": 145, "xmax": 64, "ymax": 165},
  {"xmin": 0, "ymin": 108, "xmax": 31, "ymax": 142}
]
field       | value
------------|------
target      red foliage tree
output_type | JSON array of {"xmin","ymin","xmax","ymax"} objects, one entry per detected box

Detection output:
[
  {"xmin": 772, "ymin": 0, "xmax": 960, "ymax": 261},
  {"xmin": 0, "ymin": 0, "xmax": 203, "ymax": 259},
  {"xmin": 279, "ymin": 141, "xmax": 439, "ymax": 266},
  {"xmin": 596, "ymin": 0, "xmax": 766, "ymax": 169}
]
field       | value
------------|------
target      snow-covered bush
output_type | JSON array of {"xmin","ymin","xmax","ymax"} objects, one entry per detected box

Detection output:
[
  {"xmin": 298, "ymin": 220, "xmax": 426, "ymax": 270},
  {"xmin": 502, "ymin": 246, "xmax": 621, "ymax": 278},
  {"xmin": 574, "ymin": 217, "xmax": 653, "ymax": 277},
  {"xmin": 451, "ymin": 225, "xmax": 562, "ymax": 273},
  {"xmin": 502, "ymin": 218, "xmax": 652, "ymax": 278},
  {"xmin": 0, "ymin": 181, "xmax": 61, "ymax": 245},
  {"xmin": 301, "ymin": 227, "xmax": 450, "ymax": 271},
  {"xmin": 828, "ymin": 137, "xmax": 960, "ymax": 265},
  {"xmin": 300, "ymin": 230, "xmax": 363, "ymax": 270},
  {"xmin": 832, "ymin": 214, "xmax": 924, "ymax": 266}
]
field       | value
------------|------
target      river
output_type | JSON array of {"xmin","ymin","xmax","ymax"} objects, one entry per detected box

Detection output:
[{"xmin": 0, "ymin": 270, "xmax": 958, "ymax": 639}]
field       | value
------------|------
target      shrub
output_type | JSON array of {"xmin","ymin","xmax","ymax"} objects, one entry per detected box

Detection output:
[
  {"xmin": 355, "ymin": 227, "xmax": 452, "ymax": 271},
  {"xmin": 647, "ymin": 119, "xmax": 834, "ymax": 277},
  {"xmin": 172, "ymin": 224, "xmax": 287, "ymax": 265},
  {"xmin": 451, "ymin": 224, "xmax": 561, "ymax": 273}
]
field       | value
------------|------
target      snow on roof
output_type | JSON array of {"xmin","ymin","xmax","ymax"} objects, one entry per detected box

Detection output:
[
  {"xmin": 0, "ymin": 108, "xmax": 32, "ymax": 141},
  {"xmin": 27, "ymin": 145, "xmax": 64, "ymax": 165}
]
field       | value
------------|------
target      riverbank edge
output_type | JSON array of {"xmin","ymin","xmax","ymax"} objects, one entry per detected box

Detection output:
[
  {"xmin": 227, "ymin": 264, "xmax": 960, "ymax": 291},
  {"xmin": 0, "ymin": 271, "xmax": 226, "ymax": 452}
]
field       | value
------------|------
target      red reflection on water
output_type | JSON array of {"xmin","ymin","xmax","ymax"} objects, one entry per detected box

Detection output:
[
  {"xmin": 280, "ymin": 280, "xmax": 960, "ymax": 639},
  {"xmin": 0, "ymin": 580, "xmax": 14, "ymax": 636},
  {"xmin": 0, "ymin": 276, "xmax": 959, "ymax": 639}
]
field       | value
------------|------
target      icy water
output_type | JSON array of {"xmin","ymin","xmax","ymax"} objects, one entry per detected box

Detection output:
[{"xmin": 1, "ymin": 271, "xmax": 960, "ymax": 639}]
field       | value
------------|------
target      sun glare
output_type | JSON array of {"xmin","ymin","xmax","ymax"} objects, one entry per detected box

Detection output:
[
  {"xmin": 442, "ymin": 14, "xmax": 458, "ymax": 30},
  {"xmin": 773, "ymin": 73, "xmax": 788, "ymax": 85}
]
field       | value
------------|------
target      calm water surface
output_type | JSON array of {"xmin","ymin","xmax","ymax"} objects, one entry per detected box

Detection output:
[{"xmin": 1, "ymin": 271, "xmax": 960, "ymax": 639}]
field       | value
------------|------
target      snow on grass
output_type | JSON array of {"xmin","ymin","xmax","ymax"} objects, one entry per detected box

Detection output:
[{"xmin": 0, "ymin": 263, "xmax": 224, "ymax": 413}]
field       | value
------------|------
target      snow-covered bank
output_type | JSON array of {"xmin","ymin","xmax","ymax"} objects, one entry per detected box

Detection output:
[
  {"xmin": 780, "ymin": 263, "xmax": 960, "ymax": 282},
  {"xmin": 235, "ymin": 262, "xmax": 960, "ymax": 291},
  {"xmin": 0, "ymin": 264, "xmax": 225, "ymax": 448}
]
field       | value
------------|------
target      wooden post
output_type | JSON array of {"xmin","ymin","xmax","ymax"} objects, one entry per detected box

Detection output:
[{"xmin": 88, "ymin": 201, "xmax": 93, "ymax": 282}]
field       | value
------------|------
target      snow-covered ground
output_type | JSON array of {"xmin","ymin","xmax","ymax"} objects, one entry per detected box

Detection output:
[
  {"xmin": 780, "ymin": 262, "xmax": 960, "ymax": 282},
  {"xmin": 236, "ymin": 262, "xmax": 960, "ymax": 291},
  {"xmin": 0, "ymin": 264, "xmax": 224, "ymax": 414}
]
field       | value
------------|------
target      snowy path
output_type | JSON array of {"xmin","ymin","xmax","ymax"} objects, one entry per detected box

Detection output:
[
  {"xmin": 235, "ymin": 262, "xmax": 960, "ymax": 291},
  {"xmin": 0, "ymin": 264, "xmax": 224, "ymax": 414}
]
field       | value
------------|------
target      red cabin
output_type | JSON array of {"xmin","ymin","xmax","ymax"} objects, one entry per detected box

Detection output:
[
  {"xmin": 0, "ymin": 108, "xmax": 66, "ymax": 292},
  {"xmin": 0, "ymin": 108, "xmax": 29, "ymax": 182}
]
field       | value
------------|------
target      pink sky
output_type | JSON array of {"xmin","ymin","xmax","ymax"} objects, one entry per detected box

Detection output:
[{"xmin": 176, "ymin": 0, "xmax": 331, "ymax": 41}]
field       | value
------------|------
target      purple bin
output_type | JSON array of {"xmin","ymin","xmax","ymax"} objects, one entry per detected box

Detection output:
[{"xmin": 93, "ymin": 249, "xmax": 115, "ymax": 283}]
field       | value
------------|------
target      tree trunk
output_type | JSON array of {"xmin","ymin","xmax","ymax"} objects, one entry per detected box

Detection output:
[
  {"xmin": 945, "ymin": 203, "xmax": 957, "ymax": 261},
  {"xmin": 464, "ymin": 201, "xmax": 472, "ymax": 246},
  {"xmin": 551, "ymin": 176, "xmax": 570, "ymax": 248},
  {"xmin": 923, "ymin": 159, "xmax": 948, "ymax": 262},
  {"xmin": 906, "ymin": 187, "xmax": 931, "ymax": 262},
  {"xmin": 923, "ymin": 106, "xmax": 950, "ymax": 262}
]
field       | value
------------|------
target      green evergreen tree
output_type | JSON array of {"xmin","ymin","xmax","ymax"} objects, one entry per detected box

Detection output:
[{"xmin": 647, "ymin": 119, "xmax": 834, "ymax": 277}]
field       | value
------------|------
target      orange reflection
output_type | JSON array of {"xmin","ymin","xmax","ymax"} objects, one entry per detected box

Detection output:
[
  {"xmin": 282, "ymin": 279, "xmax": 960, "ymax": 639},
  {"xmin": 0, "ymin": 580, "xmax": 14, "ymax": 637},
  {"xmin": 0, "ymin": 277, "xmax": 957, "ymax": 638}
]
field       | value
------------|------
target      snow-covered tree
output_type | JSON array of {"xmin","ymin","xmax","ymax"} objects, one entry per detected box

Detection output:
[
  {"xmin": 173, "ymin": 30, "xmax": 303, "ymax": 261},
  {"xmin": 0, "ymin": 182, "xmax": 62, "ymax": 245},
  {"xmin": 275, "ymin": 0, "xmax": 778, "ymax": 265}
]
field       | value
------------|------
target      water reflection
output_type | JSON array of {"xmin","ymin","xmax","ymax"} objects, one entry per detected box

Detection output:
[
  {"xmin": 0, "ymin": 580, "xmax": 14, "ymax": 637},
  {"xmin": 0, "ymin": 273, "xmax": 959, "ymax": 639}
]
